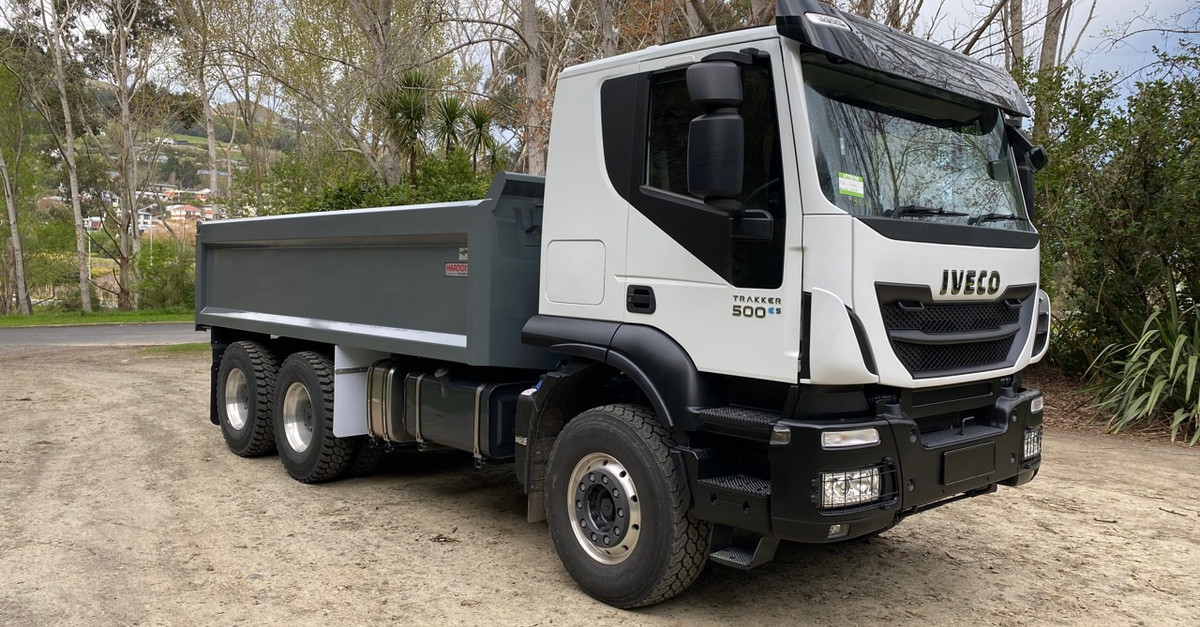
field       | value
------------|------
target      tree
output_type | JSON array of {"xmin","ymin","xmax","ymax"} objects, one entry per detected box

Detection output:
[
  {"xmin": 207, "ymin": 0, "xmax": 449, "ymax": 190},
  {"xmin": 0, "ymin": 63, "xmax": 33, "ymax": 314},
  {"xmin": 1, "ymin": 0, "xmax": 96, "ymax": 311},
  {"xmin": 377, "ymin": 69, "xmax": 432, "ymax": 185},
  {"xmin": 173, "ymin": 0, "xmax": 223, "ymax": 199},
  {"xmin": 463, "ymin": 100, "xmax": 496, "ymax": 171},
  {"xmin": 75, "ymin": 0, "xmax": 177, "ymax": 309},
  {"xmin": 432, "ymin": 95, "xmax": 465, "ymax": 156},
  {"xmin": 519, "ymin": 0, "xmax": 545, "ymax": 174}
]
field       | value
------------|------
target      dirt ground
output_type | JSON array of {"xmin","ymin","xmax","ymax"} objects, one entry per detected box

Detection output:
[{"xmin": 1, "ymin": 345, "xmax": 1198, "ymax": 626}]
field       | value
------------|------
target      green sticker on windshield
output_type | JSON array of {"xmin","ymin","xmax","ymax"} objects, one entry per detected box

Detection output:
[{"xmin": 838, "ymin": 172, "xmax": 864, "ymax": 198}]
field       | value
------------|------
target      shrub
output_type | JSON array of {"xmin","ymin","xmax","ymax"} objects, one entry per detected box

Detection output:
[
  {"xmin": 138, "ymin": 241, "xmax": 195, "ymax": 309},
  {"xmin": 1089, "ymin": 300, "xmax": 1200, "ymax": 444}
]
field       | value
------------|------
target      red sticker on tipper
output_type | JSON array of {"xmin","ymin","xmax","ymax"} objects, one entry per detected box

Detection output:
[{"xmin": 445, "ymin": 262, "xmax": 468, "ymax": 277}]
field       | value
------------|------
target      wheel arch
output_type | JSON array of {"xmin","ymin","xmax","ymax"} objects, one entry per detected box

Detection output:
[
  {"xmin": 520, "ymin": 316, "xmax": 716, "ymax": 499},
  {"xmin": 522, "ymin": 315, "xmax": 713, "ymax": 430}
]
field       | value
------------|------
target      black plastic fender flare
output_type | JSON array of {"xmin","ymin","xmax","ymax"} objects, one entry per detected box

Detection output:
[{"xmin": 522, "ymin": 315, "xmax": 715, "ymax": 430}]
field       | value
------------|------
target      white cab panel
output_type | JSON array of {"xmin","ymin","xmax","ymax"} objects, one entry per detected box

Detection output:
[
  {"xmin": 807, "ymin": 288, "xmax": 878, "ymax": 384},
  {"xmin": 850, "ymin": 220, "xmax": 1041, "ymax": 388},
  {"xmin": 539, "ymin": 62, "xmax": 632, "ymax": 323},
  {"xmin": 616, "ymin": 38, "xmax": 803, "ymax": 383},
  {"xmin": 800, "ymin": 215, "xmax": 854, "ymax": 305},
  {"xmin": 545, "ymin": 240, "xmax": 607, "ymax": 305}
]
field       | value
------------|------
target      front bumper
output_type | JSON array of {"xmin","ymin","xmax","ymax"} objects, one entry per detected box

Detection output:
[{"xmin": 687, "ymin": 386, "xmax": 1043, "ymax": 543}]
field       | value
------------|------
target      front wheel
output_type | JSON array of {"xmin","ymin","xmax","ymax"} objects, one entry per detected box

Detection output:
[{"xmin": 546, "ymin": 404, "xmax": 710, "ymax": 608}]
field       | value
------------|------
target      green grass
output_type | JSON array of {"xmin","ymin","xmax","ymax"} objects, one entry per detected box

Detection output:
[
  {"xmin": 140, "ymin": 342, "xmax": 209, "ymax": 355},
  {"xmin": 0, "ymin": 308, "xmax": 193, "ymax": 328}
]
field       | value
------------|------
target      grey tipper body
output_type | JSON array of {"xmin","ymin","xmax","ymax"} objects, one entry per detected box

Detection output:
[{"xmin": 195, "ymin": 173, "xmax": 554, "ymax": 370}]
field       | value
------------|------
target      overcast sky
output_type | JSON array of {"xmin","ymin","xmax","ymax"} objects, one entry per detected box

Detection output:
[{"xmin": 926, "ymin": 0, "xmax": 1198, "ymax": 81}]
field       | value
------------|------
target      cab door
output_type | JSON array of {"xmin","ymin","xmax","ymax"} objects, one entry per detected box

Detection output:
[{"xmin": 617, "ymin": 37, "xmax": 804, "ymax": 383}]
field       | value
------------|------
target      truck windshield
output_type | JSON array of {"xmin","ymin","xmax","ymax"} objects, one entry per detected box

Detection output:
[{"xmin": 802, "ymin": 61, "xmax": 1031, "ymax": 232}]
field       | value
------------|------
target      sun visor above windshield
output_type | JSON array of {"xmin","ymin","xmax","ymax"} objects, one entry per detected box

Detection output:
[{"xmin": 776, "ymin": 0, "xmax": 1032, "ymax": 117}]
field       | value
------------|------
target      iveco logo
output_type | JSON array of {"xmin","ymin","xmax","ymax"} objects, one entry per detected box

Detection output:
[{"xmin": 939, "ymin": 269, "xmax": 1001, "ymax": 296}]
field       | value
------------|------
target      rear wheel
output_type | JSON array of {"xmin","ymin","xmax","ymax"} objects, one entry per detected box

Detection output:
[
  {"xmin": 546, "ymin": 404, "xmax": 710, "ymax": 608},
  {"xmin": 273, "ymin": 351, "xmax": 352, "ymax": 483},
  {"xmin": 216, "ymin": 341, "xmax": 278, "ymax": 457},
  {"xmin": 347, "ymin": 437, "xmax": 386, "ymax": 477}
]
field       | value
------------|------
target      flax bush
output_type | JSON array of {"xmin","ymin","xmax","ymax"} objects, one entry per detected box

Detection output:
[{"xmin": 1089, "ymin": 299, "xmax": 1200, "ymax": 444}]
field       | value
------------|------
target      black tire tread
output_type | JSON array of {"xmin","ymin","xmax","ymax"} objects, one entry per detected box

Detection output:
[
  {"xmin": 278, "ymin": 351, "xmax": 353, "ymax": 483},
  {"xmin": 220, "ymin": 341, "xmax": 278, "ymax": 457},
  {"xmin": 347, "ymin": 437, "xmax": 386, "ymax": 477},
  {"xmin": 552, "ymin": 403, "xmax": 710, "ymax": 608}
]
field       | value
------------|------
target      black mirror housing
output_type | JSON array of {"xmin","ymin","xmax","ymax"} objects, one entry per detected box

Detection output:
[
  {"xmin": 687, "ymin": 60, "xmax": 743, "ymax": 106},
  {"xmin": 687, "ymin": 61, "xmax": 745, "ymax": 200},
  {"xmin": 1027, "ymin": 145, "xmax": 1048, "ymax": 171}
]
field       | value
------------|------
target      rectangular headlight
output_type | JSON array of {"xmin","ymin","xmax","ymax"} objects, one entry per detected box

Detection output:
[
  {"xmin": 821, "ymin": 428, "xmax": 881, "ymax": 449},
  {"xmin": 1030, "ymin": 396, "xmax": 1044, "ymax": 413},
  {"xmin": 1023, "ymin": 426, "xmax": 1043, "ymax": 460},
  {"xmin": 820, "ymin": 466, "xmax": 882, "ymax": 509}
]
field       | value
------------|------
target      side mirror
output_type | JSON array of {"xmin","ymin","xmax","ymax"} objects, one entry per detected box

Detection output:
[
  {"xmin": 1027, "ymin": 145, "xmax": 1048, "ymax": 171},
  {"xmin": 686, "ymin": 61, "xmax": 744, "ymax": 201}
]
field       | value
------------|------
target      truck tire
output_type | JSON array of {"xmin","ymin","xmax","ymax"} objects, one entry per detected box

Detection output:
[
  {"xmin": 216, "ymin": 341, "xmax": 278, "ymax": 457},
  {"xmin": 347, "ymin": 437, "xmax": 386, "ymax": 477},
  {"xmin": 273, "ymin": 351, "xmax": 353, "ymax": 483},
  {"xmin": 545, "ymin": 404, "xmax": 710, "ymax": 608}
]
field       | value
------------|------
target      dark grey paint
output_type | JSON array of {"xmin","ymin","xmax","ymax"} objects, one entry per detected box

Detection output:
[{"xmin": 196, "ymin": 173, "xmax": 557, "ymax": 369}]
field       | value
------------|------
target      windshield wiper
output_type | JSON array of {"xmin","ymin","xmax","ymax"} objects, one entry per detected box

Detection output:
[
  {"xmin": 969, "ymin": 213, "xmax": 1027, "ymax": 225},
  {"xmin": 889, "ymin": 204, "xmax": 969, "ymax": 219}
]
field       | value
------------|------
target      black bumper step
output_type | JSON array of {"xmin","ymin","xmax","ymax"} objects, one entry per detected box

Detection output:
[
  {"xmin": 679, "ymin": 448, "xmax": 773, "ymax": 536},
  {"xmin": 710, "ymin": 537, "xmax": 780, "ymax": 570},
  {"xmin": 695, "ymin": 406, "xmax": 779, "ymax": 440}
]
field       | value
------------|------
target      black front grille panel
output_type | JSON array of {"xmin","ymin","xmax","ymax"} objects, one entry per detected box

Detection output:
[
  {"xmin": 881, "ymin": 299, "xmax": 1022, "ymax": 334},
  {"xmin": 877, "ymin": 284, "xmax": 1035, "ymax": 377},
  {"xmin": 892, "ymin": 336, "xmax": 1013, "ymax": 373}
]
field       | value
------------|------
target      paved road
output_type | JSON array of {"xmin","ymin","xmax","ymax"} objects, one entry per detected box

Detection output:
[{"xmin": 0, "ymin": 323, "xmax": 206, "ymax": 346}]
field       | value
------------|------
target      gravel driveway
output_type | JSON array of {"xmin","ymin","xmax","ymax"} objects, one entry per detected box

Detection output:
[{"xmin": 1, "ymin": 345, "xmax": 1197, "ymax": 625}]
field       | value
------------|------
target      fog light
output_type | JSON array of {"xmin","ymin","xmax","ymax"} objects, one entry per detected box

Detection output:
[
  {"xmin": 1030, "ymin": 396, "xmax": 1044, "ymax": 413},
  {"xmin": 827, "ymin": 523, "xmax": 849, "ymax": 539},
  {"xmin": 820, "ymin": 467, "xmax": 882, "ymax": 509},
  {"xmin": 1023, "ymin": 426, "xmax": 1043, "ymax": 460},
  {"xmin": 821, "ymin": 427, "xmax": 880, "ymax": 449}
]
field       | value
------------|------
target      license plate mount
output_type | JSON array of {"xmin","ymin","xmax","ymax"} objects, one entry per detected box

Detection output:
[{"xmin": 943, "ymin": 442, "xmax": 996, "ymax": 485}]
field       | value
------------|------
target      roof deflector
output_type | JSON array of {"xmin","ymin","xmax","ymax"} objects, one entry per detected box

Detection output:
[{"xmin": 776, "ymin": 0, "xmax": 1032, "ymax": 117}]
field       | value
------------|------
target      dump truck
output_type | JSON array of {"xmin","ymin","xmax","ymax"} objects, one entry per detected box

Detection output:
[{"xmin": 196, "ymin": 0, "xmax": 1050, "ymax": 608}]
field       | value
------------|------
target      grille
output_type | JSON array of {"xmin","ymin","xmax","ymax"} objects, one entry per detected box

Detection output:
[
  {"xmin": 893, "ymin": 337, "xmax": 1013, "ymax": 373},
  {"xmin": 881, "ymin": 300, "xmax": 1021, "ymax": 334},
  {"xmin": 880, "ymin": 296, "xmax": 1029, "ymax": 376}
]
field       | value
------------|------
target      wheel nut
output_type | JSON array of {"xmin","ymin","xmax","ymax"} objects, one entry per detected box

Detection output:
[
  {"xmin": 590, "ymin": 533, "xmax": 597, "ymax": 542},
  {"xmin": 612, "ymin": 488, "xmax": 619, "ymax": 498},
  {"xmin": 602, "ymin": 475, "xmax": 608, "ymax": 484},
  {"xmin": 617, "ymin": 508, "xmax": 624, "ymax": 518},
  {"xmin": 576, "ymin": 500, "xmax": 582, "ymax": 510},
  {"xmin": 603, "ymin": 536, "xmax": 611, "ymax": 545}
]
